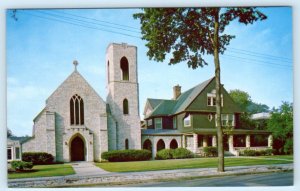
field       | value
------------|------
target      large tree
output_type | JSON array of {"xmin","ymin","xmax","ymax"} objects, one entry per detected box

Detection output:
[
  {"xmin": 267, "ymin": 102, "xmax": 293, "ymax": 154},
  {"xmin": 134, "ymin": 8, "xmax": 266, "ymax": 172}
]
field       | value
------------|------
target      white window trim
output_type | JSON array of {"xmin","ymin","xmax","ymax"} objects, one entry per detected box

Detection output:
[
  {"xmin": 216, "ymin": 114, "xmax": 235, "ymax": 127},
  {"xmin": 154, "ymin": 118, "xmax": 162, "ymax": 129},
  {"xmin": 184, "ymin": 114, "xmax": 191, "ymax": 127},
  {"xmin": 207, "ymin": 94, "xmax": 223, "ymax": 107}
]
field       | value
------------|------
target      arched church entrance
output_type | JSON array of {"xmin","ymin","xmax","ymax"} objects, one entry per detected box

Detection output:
[{"xmin": 70, "ymin": 136, "xmax": 85, "ymax": 161}]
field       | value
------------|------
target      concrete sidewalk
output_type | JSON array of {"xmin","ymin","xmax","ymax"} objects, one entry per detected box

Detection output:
[
  {"xmin": 8, "ymin": 163, "xmax": 293, "ymax": 188},
  {"xmin": 70, "ymin": 162, "xmax": 110, "ymax": 176}
]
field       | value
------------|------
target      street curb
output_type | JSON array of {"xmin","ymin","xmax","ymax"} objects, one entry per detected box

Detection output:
[{"xmin": 8, "ymin": 164, "xmax": 293, "ymax": 188}]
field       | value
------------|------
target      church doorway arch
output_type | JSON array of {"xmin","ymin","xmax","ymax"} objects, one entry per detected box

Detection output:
[{"xmin": 70, "ymin": 135, "xmax": 86, "ymax": 161}]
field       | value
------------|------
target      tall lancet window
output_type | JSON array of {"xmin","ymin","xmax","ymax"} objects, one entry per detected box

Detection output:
[
  {"xmin": 120, "ymin": 57, "xmax": 129, "ymax": 81},
  {"xmin": 123, "ymin": 98, "xmax": 129, "ymax": 114},
  {"xmin": 70, "ymin": 94, "xmax": 84, "ymax": 125}
]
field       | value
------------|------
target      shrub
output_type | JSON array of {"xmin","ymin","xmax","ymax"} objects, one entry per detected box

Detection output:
[
  {"xmin": 172, "ymin": 148, "xmax": 194, "ymax": 159},
  {"xmin": 265, "ymin": 148, "xmax": 274, "ymax": 156},
  {"xmin": 203, "ymin": 147, "xmax": 218, "ymax": 157},
  {"xmin": 11, "ymin": 161, "xmax": 33, "ymax": 171},
  {"xmin": 242, "ymin": 149, "xmax": 274, "ymax": 156},
  {"xmin": 101, "ymin": 149, "xmax": 151, "ymax": 162},
  {"xmin": 242, "ymin": 149, "xmax": 257, "ymax": 156},
  {"xmin": 22, "ymin": 152, "xmax": 54, "ymax": 165},
  {"xmin": 156, "ymin": 149, "xmax": 173, "ymax": 160}
]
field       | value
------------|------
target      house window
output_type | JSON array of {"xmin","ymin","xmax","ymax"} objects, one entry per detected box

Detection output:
[
  {"xmin": 15, "ymin": 147, "xmax": 20, "ymax": 159},
  {"xmin": 219, "ymin": 114, "xmax": 235, "ymax": 126},
  {"xmin": 184, "ymin": 114, "xmax": 191, "ymax": 127},
  {"xmin": 7, "ymin": 147, "xmax": 12, "ymax": 160},
  {"xmin": 125, "ymin": 139, "xmax": 129, "ymax": 150},
  {"xmin": 123, "ymin": 99, "xmax": 129, "ymax": 114},
  {"xmin": 120, "ymin": 57, "xmax": 129, "ymax": 81},
  {"xmin": 173, "ymin": 117, "xmax": 177, "ymax": 129},
  {"xmin": 70, "ymin": 94, "xmax": 84, "ymax": 125},
  {"xmin": 154, "ymin": 118, "xmax": 162, "ymax": 129},
  {"xmin": 147, "ymin": 119, "xmax": 152, "ymax": 126},
  {"xmin": 207, "ymin": 92, "xmax": 223, "ymax": 106}
]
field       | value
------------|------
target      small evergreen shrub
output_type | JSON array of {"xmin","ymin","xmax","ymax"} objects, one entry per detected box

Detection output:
[
  {"xmin": 203, "ymin": 147, "xmax": 218, "ymax": 157},
  {"xmin": 155, "ymin": 148, "xmax": 194, "ymax": 160},
  {"xmin": 172, "ymin": 148, "xmax": 194, "ymax": 159},
  {"xmin": 11, "ymin": 161, "xmax": 33, "ymax": 171},
  {"xmin": 22, "ymin": 152, "xmax": 54, "ymax": 165},
  {"xmin": 242, "ymin": 149, "xmax": 274, "ymax": 156},
  {"xmin": 242, "ymin": 149, "xmax": 257, "ymax": 156},
  {"xmin": 101, "ymin": 149, "xmax": 151, "ymax": 162},
  {"xmin": 265, "ymin": 148, "xmax": 274, "ymax": 156},
  {"xmin": 155, "ymin": 149, "xmax": 173, "ymax": 160}
]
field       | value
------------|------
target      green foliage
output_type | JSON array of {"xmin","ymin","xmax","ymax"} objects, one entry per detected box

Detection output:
[
  {"xmin": 247, "ymin": 102, "xmax": 270, "ymax": 114},
  {"xmin": 22, "ymin": 152, "xmax": 54, "ymax": 165},
  {"xmin": 155, "ymin": 149, "xmax": 173, "ymax": 160},
  {"xmin": 172, "ymin": 148, "xmax": 194, "ymax": 159},
  {"xmin": 229, "ymin": 89, "xmax": 252, "ymax": 112},
  {"xmin": 156, "ymin": 148, "xmax": 194, "ymax": 160},
  {"xmin": 267, "ymin": 102, "xmax": 293, "ymax": 154},
  {"xmin": 229, "ymin": 89, "xmax": 270, "ymax": 130},
  {"xmin": 203, "ymin": 147, "xmax": 218, "ymax": 157},
  {"xmin": 101, "ymin": 149, "xmax": 152, "ymax": 162},
  {"xmin": 241, "ymin": 149, "xmax": 274, "ymax": 156},
  {"xmin": 133, "ymin": 8, "xmax": 266, "ymax": 69},
  {"xmin": 11, "ymin": 161, "xmax": 33, "ymax": 171}
]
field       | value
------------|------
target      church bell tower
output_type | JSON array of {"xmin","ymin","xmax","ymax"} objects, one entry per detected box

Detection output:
[{"xmin": 106, "ymin": 43, "xmax": 141, "ymax": 150}]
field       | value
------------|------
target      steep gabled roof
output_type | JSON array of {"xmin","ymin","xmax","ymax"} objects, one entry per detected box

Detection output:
[
  {"xmin": 145, "ymin": 77, "xmax": 214, "ymax": 119},
  {"xmin": 148, "ymin": 98, "xmax": 166, "ymax": 109},
  {"xmin": 172, "ymin": 77, "xmax": 214, "ymax": 114}
]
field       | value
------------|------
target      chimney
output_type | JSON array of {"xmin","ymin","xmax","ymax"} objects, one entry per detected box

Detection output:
[{"xmin": 173, "ymin": 85, "xmax": 181, "ymax": 100}]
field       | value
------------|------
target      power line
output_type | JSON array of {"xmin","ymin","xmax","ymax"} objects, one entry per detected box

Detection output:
[
  {"xmin": 228, "ymin": 47, "xmax": 292, "ymax": 62},
  {"xmin": 50, "ymin": 9, "xmax": 141, "ymax": 31},
  {"xmin": 223, "ymin": 53, "xmax": 292, "ymax": 68},
  {"xmin": 221, "ymin": 55, "xmax": 292, "ymax": 70},
  {"xmin": 36, "ymin": 10, "xmax": 141, "ymax": 34},
  {"xmin": 20, "ymin": 11, "xmax": 141, "ymax": 39},
  {"xmin": 17, "ymin": 10, "xmax": 292, "ymax": 70}
]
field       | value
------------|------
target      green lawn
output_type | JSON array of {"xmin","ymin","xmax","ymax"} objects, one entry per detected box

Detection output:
[
  {"xmin": 96, "ymin": 155, "xmax": 293, "ymax": 172},
  {"xmin": 8, "ymin": 164, "xmax": 75, "ymax": 179},
  {"xmin": 257, "ymin": 155, "xmax": 293, "ymax": 160}
]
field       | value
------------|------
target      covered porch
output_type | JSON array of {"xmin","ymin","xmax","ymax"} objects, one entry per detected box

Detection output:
[{"xmin": 186, "ymin": 129, "xmax": 273, "ymax": 156}]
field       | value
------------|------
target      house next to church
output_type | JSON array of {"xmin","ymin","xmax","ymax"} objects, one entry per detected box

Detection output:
[
  {"xmin": 10, "ymin": 42, "xmax": 272, "ymax": 162},
  {"xmin": 141, "ymin": 78, "xmax": 273, "ymax": 158}
]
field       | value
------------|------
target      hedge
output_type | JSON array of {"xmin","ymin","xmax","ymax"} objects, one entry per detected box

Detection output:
[
  {"xmin": 101, "ymin": 149, "xmax": 151, "ymax": 162},
  {"xmin": 241, "ymin": 149, "xmax": 274, "ymax": 156},
  {"xmin": 22, "ymin": 152, "xmax": 54, "ymax": 165},
  {"xmin": 156, "ymin": 148, "xmax": 194, "ymax": 160},
  {"xmin": 11, "ymin": 161, "xmax": 33, "ymax": 171},
  {"xmin": 155, "ymin": 149, "xmax": 173, "ymax": 160},
  {"xmin": 203, "ymin": 147, "xmax": 218, "ymax": 157}
]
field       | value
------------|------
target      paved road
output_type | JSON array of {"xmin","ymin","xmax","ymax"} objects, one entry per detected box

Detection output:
[{"xmin": 125, "ymin": 171, "xmax": 293, "ymax": 187}]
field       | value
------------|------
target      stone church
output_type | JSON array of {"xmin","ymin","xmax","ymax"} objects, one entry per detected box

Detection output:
[{"xmin": 22, "ymin": 43, "xmax": 141, "ymax": 162}]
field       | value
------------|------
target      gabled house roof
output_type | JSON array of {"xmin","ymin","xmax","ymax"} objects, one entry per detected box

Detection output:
[{"xmin": 145, "ymin": 77, "xmax": 214, "ymax": 119}]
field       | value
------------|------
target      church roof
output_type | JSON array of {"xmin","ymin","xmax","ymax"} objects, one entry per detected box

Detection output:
[{"xmin": 145, "ymin": 77, "xmax": 214, "ymax": 119}]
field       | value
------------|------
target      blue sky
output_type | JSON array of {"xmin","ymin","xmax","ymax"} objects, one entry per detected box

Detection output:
[{"xmin": 6, "ymin": 7, "xmax": 293, "ymax": 136}]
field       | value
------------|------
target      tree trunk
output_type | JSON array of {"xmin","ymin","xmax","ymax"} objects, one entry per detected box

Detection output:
[{"xmin": 213, "ymin": 8, "xmax": 224, "ymax": 172}]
